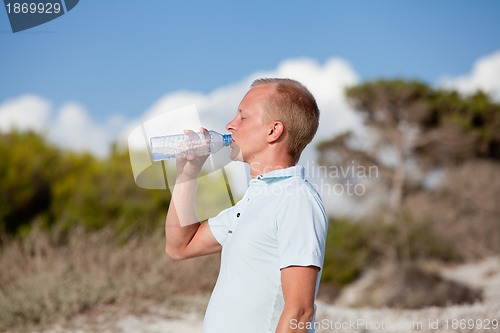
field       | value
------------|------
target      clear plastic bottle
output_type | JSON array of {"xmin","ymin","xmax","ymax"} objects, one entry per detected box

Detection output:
[{"xmin": 150, "ymin": 130, "xmax": 232, "ymax": 161}]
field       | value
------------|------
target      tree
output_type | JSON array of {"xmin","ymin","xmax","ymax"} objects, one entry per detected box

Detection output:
[{"xmin": 317, "ymin": 80, "xmax": 500, "ymax": 220}]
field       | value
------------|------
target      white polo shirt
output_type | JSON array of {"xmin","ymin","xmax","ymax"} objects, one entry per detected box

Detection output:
[{"xmin": 203, "ymin": 165, "xmax": 328, "ymax": 333}]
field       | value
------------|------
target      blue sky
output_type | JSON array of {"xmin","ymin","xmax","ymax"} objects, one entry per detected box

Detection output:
[{"xmin": 1, "ymin": 1, "xmax": 500, "ymax": 156}]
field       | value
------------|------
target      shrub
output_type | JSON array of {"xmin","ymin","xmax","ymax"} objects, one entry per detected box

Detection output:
[
  {"xmin": 0, "ymin": 226, "xmax": 219, "ymax": 331},
  {"xmin": 321, "ymin": 219, "xmax": 369, "ymax": 286},
  {"xmin": 321, "ymin": 214, "xmax": 460, "ymax": 288}
]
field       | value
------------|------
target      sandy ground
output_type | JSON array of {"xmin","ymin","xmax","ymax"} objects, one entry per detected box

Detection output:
[
  {"xmin": 28, "ymin": 300, "xmax": 500, "ymax": 333},
  {"xmin": 24, "ymin": 257, "xmax": 500, "ymax": 333}
]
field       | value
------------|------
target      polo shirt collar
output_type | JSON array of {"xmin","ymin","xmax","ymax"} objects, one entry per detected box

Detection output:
[{"xmin": 254, "ymin": 165, "xmax": 305, "ymax": 184}]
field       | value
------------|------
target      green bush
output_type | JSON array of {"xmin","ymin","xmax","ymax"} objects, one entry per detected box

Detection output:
[
  {"xmin": 0, "ymin": 131, "xmax": 170, "ymax": 239},
  {"xmin": 0, "ymin": 131, "xmax": 60, "ymax": 234},
  {"xmin": 321, "ymin": 214, "xmax": 460, "ymax": 287},
  {"xmin": 321, "ymin": 219, "xmax": 369, "ymax": 286}
]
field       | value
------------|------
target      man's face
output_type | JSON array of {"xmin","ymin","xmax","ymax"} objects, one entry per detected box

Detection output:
[{"xmin": 226, "ymin": 85, "xmax": 272, "ymax": 163}]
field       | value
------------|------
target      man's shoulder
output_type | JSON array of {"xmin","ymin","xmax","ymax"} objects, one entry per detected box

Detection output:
[
  {"xmin": 271, "ymin": 176, "xmax": 324, "ymax": 215},
  {"xmin": 282, "ymin": 174, "xmax": 322, "ymax": 198}
]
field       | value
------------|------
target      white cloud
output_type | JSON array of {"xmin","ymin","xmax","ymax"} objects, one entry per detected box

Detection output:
[
  {"xmin": 49, "ymin": 103, "xmax": 118, "ymax": 157},
  {"xmin": 0, "ymin": 95, "xmax": 52, "ymax": 132},
  {"xmin": 438, "ymin": 50, "xmax": 500, "ymax": 102},
  {"xmin": 0, "ymin": 96, "xmax": 121, "ymax": 157},
  {"xmin": 123, "ymin": 57, "xmax": 362, "ymax": 156}
]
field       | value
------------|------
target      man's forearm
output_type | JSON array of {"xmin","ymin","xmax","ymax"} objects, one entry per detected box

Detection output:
[
  {"xmin": 275, "ymin": 305, "xmax": 315, "ymax": 333},
  {"xmin": 165, "ymin": 175, "xmax": 200, "ymax": 259}
]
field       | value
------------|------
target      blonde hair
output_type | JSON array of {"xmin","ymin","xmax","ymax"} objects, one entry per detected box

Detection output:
[{"xmin": 251, "ymin": 78, "xmax": 320, "ymax": 162}]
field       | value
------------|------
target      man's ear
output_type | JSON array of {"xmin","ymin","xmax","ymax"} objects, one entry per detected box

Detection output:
[{"xmin": 267, "ymin": 121, "xmax": 285, "ymax": 143}]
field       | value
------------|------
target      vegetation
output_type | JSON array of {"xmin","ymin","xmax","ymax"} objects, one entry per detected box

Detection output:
[
  {"xmin": 1, "ymin": 80, "xmax": 499, "ymax": 330},
  {"xmin": 0, "ymin": 226, "xmax": 219, "ymax": 330},
  {"xmin": 0, "ymin": 131, "xmax": 169, "ymax": 238},
  {"xmin": 318, "ymin": 80, "xmax": 500, "ymax": 259},
  {"xmin": 320, "ymin": 214, "xmax": 460, "ymax": 295}
]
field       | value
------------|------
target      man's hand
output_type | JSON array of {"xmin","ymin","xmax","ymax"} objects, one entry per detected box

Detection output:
[
  {"xmin": 165, "ymin": 126, "xmax": 222, "ymax": 260},
  {"xmin": 176, "ymin": 127, "xmax": 210, "ymax": 180}
]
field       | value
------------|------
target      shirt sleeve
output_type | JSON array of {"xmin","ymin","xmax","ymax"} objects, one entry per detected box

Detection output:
[
  {"xmin": 208, "ymin": 207, "xmax": 233, "ymax": 246},
  {"xmin": 275, "ymin": 185, "xmax": 328, "ymax": 270}
]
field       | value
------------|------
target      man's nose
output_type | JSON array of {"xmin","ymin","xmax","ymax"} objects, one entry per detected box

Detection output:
[{"xmin": 226, "ymin": 118, "xmax": 235, "ymax": 132}]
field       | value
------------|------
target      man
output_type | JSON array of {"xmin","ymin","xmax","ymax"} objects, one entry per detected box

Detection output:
[{"xmin": 165, "ymin": 78, "xmax": 328, "ymax": 333}]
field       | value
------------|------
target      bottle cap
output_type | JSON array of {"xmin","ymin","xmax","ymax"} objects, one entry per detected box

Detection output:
[{"xmin": 223, "ymin": 134, "xmax": 232, "ymax": 146}]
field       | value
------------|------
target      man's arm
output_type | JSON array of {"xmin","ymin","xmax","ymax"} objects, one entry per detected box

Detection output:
[
  {"xmin": 164, "ymin": 129, "xmax": 222, "ymax": 260},
  {"xmin": 275, "ymin": 266, "xmax": 319, "ymax": 333}
]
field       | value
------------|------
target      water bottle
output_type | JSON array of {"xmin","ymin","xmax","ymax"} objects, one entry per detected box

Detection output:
[{"xmin": 150, "ymin": 130, "xmax": 232, "ymax": 161}]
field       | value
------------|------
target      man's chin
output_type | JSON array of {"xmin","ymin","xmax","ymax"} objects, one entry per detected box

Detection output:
[{"xmin": 230, "ymin": 145, "xmax": 243, "ymax": 161}]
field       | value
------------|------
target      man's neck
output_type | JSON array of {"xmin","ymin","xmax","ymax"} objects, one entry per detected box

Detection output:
[{"xmin": 248, "ymin": 155, "xmax": 295, "ymax": 178}]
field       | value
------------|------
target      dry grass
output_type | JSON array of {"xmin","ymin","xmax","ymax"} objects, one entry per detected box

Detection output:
[{"xmin": 0, "ymin": 226, "xmax": 219, "ymax": 331}]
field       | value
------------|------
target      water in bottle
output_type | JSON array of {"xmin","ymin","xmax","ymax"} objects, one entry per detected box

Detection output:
[{"xmin": 150, "ymin": 130, "xmax": 232, "ymax": 161}]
